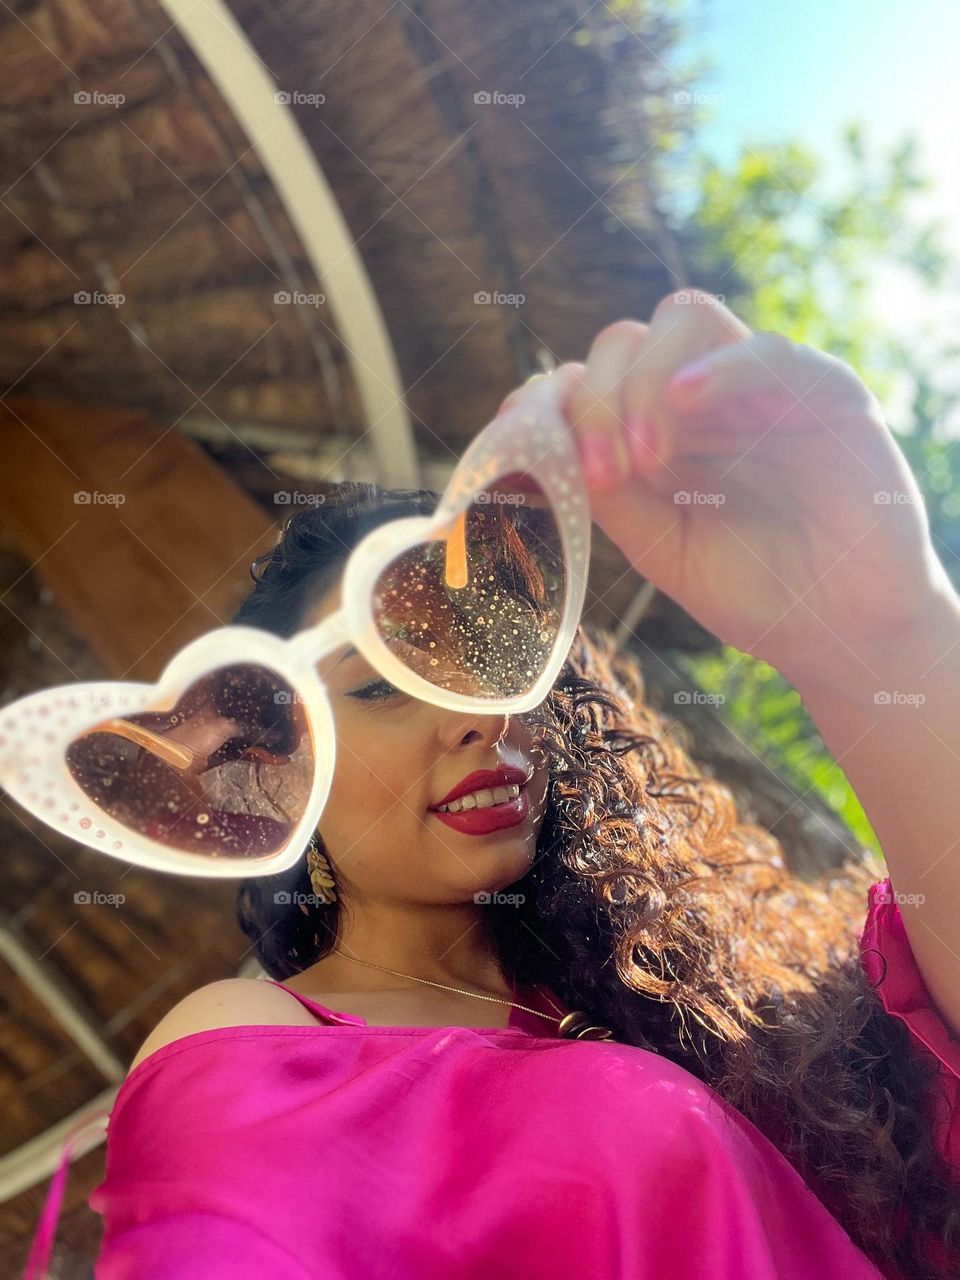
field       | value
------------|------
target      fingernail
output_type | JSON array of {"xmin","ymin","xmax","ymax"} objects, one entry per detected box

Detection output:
[
  {"xmin": 626, "ymin": 413, "xmax": 658, "ymax": 472},
  {"xmin": 581, "ymin": 430, "xmax": 629, "ymax": 490},
  {"xmin": 668, "ymin": 358, "xmax": 711, "ymax": 393}
]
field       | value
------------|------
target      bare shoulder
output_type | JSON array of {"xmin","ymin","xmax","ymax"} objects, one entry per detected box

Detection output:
[{"xmin": 126, "ymin": 977, "xmax": 316, "ymax": 1076}]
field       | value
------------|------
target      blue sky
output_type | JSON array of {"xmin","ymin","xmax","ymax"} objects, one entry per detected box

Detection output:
[
  {"xmin": 683, "ymin": 0, "xmax": 959, "ymax": 220},
  {"xmin": 673, "ymin": 0, "xmax": 960, "ymax": 419}
]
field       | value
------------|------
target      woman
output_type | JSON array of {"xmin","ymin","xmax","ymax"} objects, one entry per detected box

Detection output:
[{"xmin": 28, "ymin": 294, "xmax": 960, "ymax": 1278}]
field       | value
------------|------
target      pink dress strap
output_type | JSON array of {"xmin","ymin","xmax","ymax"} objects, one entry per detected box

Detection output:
[
  {"xmin": 21, "ymin": 1105, "xmax": 112, "ymax": 1280},
  {"xmin": 260, "ymin": 976, "xmax": 565, "ymax": 1036},
  {"xmin": 259, "ymin": 979, "xmax": 368, "ymax": 1026}
]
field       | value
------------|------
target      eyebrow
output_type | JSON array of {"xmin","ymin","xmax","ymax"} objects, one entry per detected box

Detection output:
[{"xmin": 333, "ymin": 645, "xmax": 360, "ymax": 666}]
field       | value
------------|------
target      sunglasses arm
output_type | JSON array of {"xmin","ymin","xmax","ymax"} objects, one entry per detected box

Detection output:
[{"xmin": 77, "ymin": 718, "xmax": 200, "ymax": 771}]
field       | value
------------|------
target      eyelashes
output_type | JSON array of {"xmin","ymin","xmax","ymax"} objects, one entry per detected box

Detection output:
[{"xmin": 346, "ymin": 678, "xmax": 404, "ymax": 702}]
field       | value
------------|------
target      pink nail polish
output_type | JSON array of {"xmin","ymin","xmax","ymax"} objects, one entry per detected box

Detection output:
[{"xmin": 668, "ymin": 359, "xmax": 710, "ymax": 392}]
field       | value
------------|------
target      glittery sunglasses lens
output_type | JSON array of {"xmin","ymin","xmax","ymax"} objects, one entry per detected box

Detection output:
[
  {"xmin": 371, "ymin": 475, "xmax": 566, "ymax": 701},
  {"xmin": 63, "ymin": 663, "xmax": 315, "ymax": 862}
]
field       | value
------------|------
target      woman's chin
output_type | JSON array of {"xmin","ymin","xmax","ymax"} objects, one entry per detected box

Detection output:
[{"xmin": 454, "ymin": 843, "xmax": 536, "ymax": 900}]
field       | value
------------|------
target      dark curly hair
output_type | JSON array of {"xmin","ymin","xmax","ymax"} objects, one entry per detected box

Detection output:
[{"xmin": 234, "ymin": 482, "xmax": 960, "ymax": 1279}]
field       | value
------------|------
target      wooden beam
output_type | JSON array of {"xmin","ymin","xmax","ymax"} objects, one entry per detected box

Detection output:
[{"xmin": 0, "ymin": 396, "xmax": 277, "ymax": 680}]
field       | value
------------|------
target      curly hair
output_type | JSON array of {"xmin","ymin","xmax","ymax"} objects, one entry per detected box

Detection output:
[{"xmin": 234, "ymin": 482, "xmax": 960, "ymax": 1279}]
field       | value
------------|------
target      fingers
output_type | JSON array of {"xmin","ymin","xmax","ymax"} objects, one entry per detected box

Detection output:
[
  {"xmin": 561, "ymin": 295, "xmax": 753, "ymax": 492},
  {"xmin": 563, "ymin": 320, "xmax": 649, "ymax": 492},
  {"xmin": 493, "ymin": 293, "xmax": 762, "ymax": 498},
  {"xmin": 619, "ymin": 295, "xmax": 752, "ymax": 474},
  {"xmin": 494, "ymin": 363, "xmax": 584, "ymax": 419},
  {"xmin": 663, "ymin": 331, "xmax": 810, "ymax": 425}
]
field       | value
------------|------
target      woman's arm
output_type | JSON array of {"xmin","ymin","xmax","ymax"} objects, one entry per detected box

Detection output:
[
  {"xmin": 510, "ymin": 293, "xmax": 960, "ymax": 1044},
  {"xmin": 796, "ymin": 589, "xmax": 960, "ymax": 1044},
  {"xmin": 525, "ymin": 293, "xmax": 960, "ymax": 1041}
]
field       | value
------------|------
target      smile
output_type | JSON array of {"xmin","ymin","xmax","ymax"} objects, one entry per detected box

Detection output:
[{"xmin": 433, "ymin": 783, "xmax": 521, "ymax": 813}]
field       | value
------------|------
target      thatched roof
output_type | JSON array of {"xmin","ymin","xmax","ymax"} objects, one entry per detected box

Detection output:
[{"xmin": 1, "ymin": 0, "xmax": 678, "ymax": 461}]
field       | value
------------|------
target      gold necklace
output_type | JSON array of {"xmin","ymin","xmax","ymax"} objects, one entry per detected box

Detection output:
[{"xmin": 332, "ymin": 948, "xmax": 616, "ymax": 1041}]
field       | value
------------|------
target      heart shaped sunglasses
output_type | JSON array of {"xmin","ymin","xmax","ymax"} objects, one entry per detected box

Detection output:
[{"xmin": 0, "ymin": 373, "xmax": 591, "ymax": 880}]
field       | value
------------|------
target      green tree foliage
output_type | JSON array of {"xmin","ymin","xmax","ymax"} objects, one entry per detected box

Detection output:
[
  {"xmin": 677, "ymin": 648, "xmax": 880, "ymax": 850},
  {"xmin": 671, "ymin": 126, "xmax": 952, "ymax": 408}
]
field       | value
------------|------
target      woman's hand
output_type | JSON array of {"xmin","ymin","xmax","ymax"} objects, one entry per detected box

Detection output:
[{"xmin": 506, "ymin": 291, "xmax": 951, "ymax": 692}]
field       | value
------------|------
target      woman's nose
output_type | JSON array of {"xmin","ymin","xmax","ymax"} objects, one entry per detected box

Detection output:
[{"xmin": 436, "ymin": 710, "xmax": 510, "ymax": 752}]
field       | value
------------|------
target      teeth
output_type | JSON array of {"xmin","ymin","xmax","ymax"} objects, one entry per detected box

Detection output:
[{"xmin": 436, "ymin": 782, "xmax": 521, "ymax": 813}]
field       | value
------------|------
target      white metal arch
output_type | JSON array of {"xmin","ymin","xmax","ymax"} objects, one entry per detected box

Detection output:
[{"xmin": 159, "ymin": 0, "xmax": 419, "ymax": 487}]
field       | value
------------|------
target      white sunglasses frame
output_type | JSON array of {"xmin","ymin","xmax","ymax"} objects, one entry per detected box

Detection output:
[{"xmin": 0, "ymin": 373, "xmax": 591, "ymax": 881}]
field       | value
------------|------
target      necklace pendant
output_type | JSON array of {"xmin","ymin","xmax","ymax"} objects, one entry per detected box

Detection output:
[{"xmin": 557, "ymin": 1011, "xmax": 616, "ymax": 1041}]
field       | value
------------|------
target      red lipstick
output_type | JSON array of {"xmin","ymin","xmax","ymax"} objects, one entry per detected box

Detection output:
[
  {"xmin": 431, "ymin": 766, "xmax": 529, "ymax": 808},
  {"xmin": 429, "ymin": 765, "xmax": 531, "ymax": 837}
]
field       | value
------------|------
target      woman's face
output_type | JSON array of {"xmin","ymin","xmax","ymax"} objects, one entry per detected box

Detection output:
[{"xmin": 303, "ymin": 576, "xmax": 550, "ymax": 910}]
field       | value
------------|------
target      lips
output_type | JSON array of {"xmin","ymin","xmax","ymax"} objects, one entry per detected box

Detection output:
[
  {"xmin": 427, "ymin": 765, "xmax": 533, "ymax": 838},
  {"xmin": 430, "ymin": 765, "xmax": 531, "ymax": 810},
  {"xmin": 430, "ymin": 789, "xmax": 529, "ymax": 836}
]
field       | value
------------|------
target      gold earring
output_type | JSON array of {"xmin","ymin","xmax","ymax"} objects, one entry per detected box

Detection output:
[{"xmin": 306, "ymin": 840, "xmax": 338, "ymax": 905}]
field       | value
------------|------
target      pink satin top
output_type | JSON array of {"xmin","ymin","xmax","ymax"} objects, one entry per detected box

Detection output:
[{"xmin": 22, "ymin": 877, "xmax": 960, "ymax": 1279}]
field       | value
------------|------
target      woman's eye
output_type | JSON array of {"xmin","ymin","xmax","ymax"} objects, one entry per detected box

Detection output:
[{"xmin": 347, "ymin": 678, "xmax": 403, "ymax": 701}]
